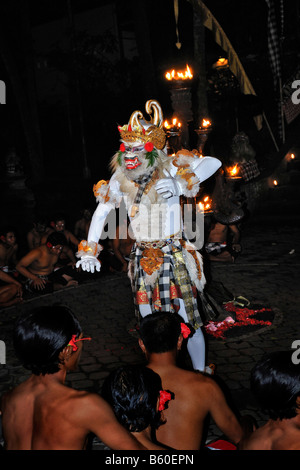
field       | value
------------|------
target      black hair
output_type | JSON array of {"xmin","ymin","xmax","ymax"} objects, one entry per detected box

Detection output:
[
  {"xmin": 47, "ymin": 231, "xmax": 67, "ymax": 246},
  {"xmin": 102, "ymin": 365, "xmax": 167, "ymax": 432},
  {"xmin": 139, "ymin": 312, "xmax": 183, "ymax": 354},
  {"xmin": 250, "ymin": 351, "xmax": 300, "ymax": 420},
  {"xmin": 13, "ymin": 305, "xmax": 82, "ymax": 375}
]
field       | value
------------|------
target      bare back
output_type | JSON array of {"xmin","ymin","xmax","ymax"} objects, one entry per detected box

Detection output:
[
  {"xmin": 239, "ymin": 418, "xmax": 300, "ymax": 450},
  {"xmin": 150, "ymin": 364, "xmax": 242, "ymax": 450},
  {"xmin": 1, "ymin": 375, "xmax": 144, "ymax": 450}
]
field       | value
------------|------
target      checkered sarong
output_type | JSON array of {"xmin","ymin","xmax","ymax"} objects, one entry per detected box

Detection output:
[{"xmin": 130, "ymin": 239, "xmax": 202, "ymax": 327}]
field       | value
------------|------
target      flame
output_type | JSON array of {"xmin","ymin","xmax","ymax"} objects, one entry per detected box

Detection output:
[
  {"xmin": 197, "ymin": 196, "xmax": 212, "ymax": 212},
  {"xmin": 198, "ymin": 202, "xmax": 204, "ymax": 212},
  {"xmin": 165, "ymin": 64, "xmax": 193, "ymax": 81},
  {"xmin": 213, "ymin": 57, "xmax": 229, "ymax": 69},
  {"xmin": 273, "ymin": 179, "xmax": 278, "ymax": 186},
  {"xmin": 164, "ymin": 118, "xmax": 182, "ymax": 129},
  {"xmin": 201, "ymin": 119, "xmax": 211, "ymax": 128},
  {"xmin": 290, "ymin": 153, "xmax": 295, "ymax": 159},
  {"xmin": 228, "ymin": 164, "xmax": 239, "ymax": 176}
]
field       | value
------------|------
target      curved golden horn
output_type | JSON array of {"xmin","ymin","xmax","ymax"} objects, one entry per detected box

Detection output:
[
  {"xmin": 145, "ymin": 100, "xmax": 163, "ymax": 127},
  {"xmin": 129, "ymin": 110, "xmax": 144, "ymax": 128}
]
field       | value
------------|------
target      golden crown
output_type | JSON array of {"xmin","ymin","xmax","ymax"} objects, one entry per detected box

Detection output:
[{"xmin": 118, "ymin": 100, "xmax": 166, "ymax": 150}]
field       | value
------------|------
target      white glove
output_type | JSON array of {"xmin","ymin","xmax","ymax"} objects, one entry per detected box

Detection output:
[
  {"xmin": 76, "ymin": 255, "xmax": 101, "ymax": 273},
  {"xmin": 155, "ymin": 169, "xmax": 181, "ymax": 199}
]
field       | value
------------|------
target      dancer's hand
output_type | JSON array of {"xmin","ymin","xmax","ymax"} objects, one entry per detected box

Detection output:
[
  {"xmin": 155, "ymin": 169, "xmax": 181, "ymax": 198},
  {"xmin": 76, "ymin": 256, "xmax": 101, "ymax": 273}
]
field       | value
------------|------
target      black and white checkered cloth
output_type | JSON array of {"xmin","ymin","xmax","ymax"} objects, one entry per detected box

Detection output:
[
  {"xmin": 265, "ymin": 0, "xmax": 281, "ymax": 88},
  {"xmin": 131, "ymin": 239, "xmax": 202, "ymax": 327},
  {"xmin": 132, "ymin": 169, "xmax": 155, "ymax": 208},
  {"xmin": 239, "ymin": 160, "xmax": 260, "ymax": 182}
]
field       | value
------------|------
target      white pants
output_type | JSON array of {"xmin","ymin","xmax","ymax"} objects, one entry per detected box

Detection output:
[{"xmin": 139, "ymin": 299, "xmax": 206, "ymax": 372}]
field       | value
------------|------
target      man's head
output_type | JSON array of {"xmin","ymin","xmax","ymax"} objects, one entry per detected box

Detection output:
[
  {"xmin": 102, "ymin": 365, "xmax": 167, "ymax": 432},
  {"xmin": 13, "ymin": 305, "xmax": 82, "ymax": 375},
  {"xmin": 139, "ymin": 312, "xmax": 185, "ymax": 355},
  {"xmin": 51, "ymin": 214, "xmax": 67, "ymax": 232},
  {"xmin": 251, "ymin": 351, "xmax": 300, "ymax": 420},
  {"xmin": 46, "ymin": 232, "xmax": 67, "ymax": 254},
  {"xmin": 1, "ymin": 227, "xmax": 17, "ymax": 246}
]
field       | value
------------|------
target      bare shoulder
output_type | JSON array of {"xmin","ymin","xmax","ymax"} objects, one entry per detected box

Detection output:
[
  {"xmin": 69, "ymin": 390, "xmax": 112, "ymax": 418},
  {"xmin": 239, "ymin": 425, "xmax": 273, "ymax": 450}
]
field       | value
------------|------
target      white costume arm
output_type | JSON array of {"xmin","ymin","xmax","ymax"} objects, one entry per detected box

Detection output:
[
  {"xmin": 154, "ymin": 156, "xmax": 221, "ymax": 199},
  {"xmin": 190, "ymin": 156, "xmax": 222, "ymax": 183}
]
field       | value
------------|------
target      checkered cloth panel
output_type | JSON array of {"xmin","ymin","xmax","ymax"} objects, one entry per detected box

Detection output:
[
  {"xmin": 265, "ymin": 0, "xmax": 281, "ymax": 87},
  {"xmin": 239, "ymin": 160, "xmax": 260, "ymax": 182}
]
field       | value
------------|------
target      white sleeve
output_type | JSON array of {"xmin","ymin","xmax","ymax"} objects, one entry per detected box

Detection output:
[
  {"xmin": 87, "ymin": 201, "xmax": 115, "ymax": 244},
  {"xmin": 190, "ymin": 156, "xmax": 222, "ymax": 183}
]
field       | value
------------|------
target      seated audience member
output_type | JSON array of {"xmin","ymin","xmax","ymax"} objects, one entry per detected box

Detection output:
[
  {"xmin": 204, "ymin": 220, "xmax": 241, "ymax": 262},
  {"xmin": 239, "ymin": 351, "xmax": 300, "ymax": 450},
  {"xmin": 16, "ymin": 232, "xmax": 78, "ymax": 294},
  {"xmin": 0, "ymin": 227, "xmax": 19, "ymax": 273},
  {"xmin": 108, "ymin": 219, "xmax": 134, "ymax": 273},
  {"xmin": 102, "ymin": 365, "xmax": 173, "ymax": 450},
  {"xmin": 0, "ymin": 305, "xmax": 146, "ymax": 450},
  {"xmin": 42, "ymin": 213, "xmax": 79, "ymax": 254},
  {"xmin": 27, "ymin": 216, "xmax": 52, "ymax": 250},
  {"xmin": 138, "ymin": 312, "xmax": 244, "ymax": 450},
  {"xmin": 0, "ymin": 270, "xmax": 23, "ymax": 307},
  {"xmin": 74, "ymin": 208, "xmax": 92, "ymax": 241}
]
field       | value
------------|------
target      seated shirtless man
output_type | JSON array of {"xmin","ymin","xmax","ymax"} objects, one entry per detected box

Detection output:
[
  {"xmin": 239, "ymin": 351, "xmax": 300, "ymax": 450},
  {"xmin": 42, "ymin": 214, "xmax": 79, "ymax": 263},
  {"xmin": 27, "ymin": 216, "xmax": 52, "ymax": 250},
  {"xmin": 0, "ymin": 305, "xmax": 146, "ymax": 450},
  {"xmin": 138, "ymin": 312, "xmax": 244, "ymax": 450},
  {"xmin": 16, "ymin": 232, "xmax": 78, "ymax": 293},
  {"xmin": 204, "ymin": 220, "xmax": 241, "ymax": 262},
  {"xmin": 109, "ymin": 219, "xmax": 134, "ymax": 273},
  {"xmin": 0, "ymin": 270, "xmax": 23, "ymax": 307},
  {"xmin": 0, "ymin": 227, "xmax": 19, "ymax": 273}
]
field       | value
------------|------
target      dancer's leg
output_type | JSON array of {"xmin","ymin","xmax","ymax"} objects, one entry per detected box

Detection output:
[{"xmin": 177, "ymin": 299, "xmax": 206, "ymax": 372}]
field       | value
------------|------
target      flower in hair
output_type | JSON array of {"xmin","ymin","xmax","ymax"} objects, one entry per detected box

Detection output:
[
  {"xmin": 158, "ymin": 390, "xmax": 172, "ymax": 411},
  {"xmin": 181, "ymin": 323, "xmax": 191, "ymax": 339},
  {"xmin": 119, "ymin": 143, "xmax": 126, "ymax": 152},
  {"xmin": 68, "ymin": 334, "xmax": 92, "ymax": 352}
]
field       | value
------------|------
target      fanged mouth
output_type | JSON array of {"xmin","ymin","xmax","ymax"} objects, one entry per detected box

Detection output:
[{"xmin": 125, "ymin": 157, "xmax": 142, "ymax": 170}]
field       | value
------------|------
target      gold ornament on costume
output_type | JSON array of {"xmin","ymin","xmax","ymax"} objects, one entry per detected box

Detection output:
[
  {"xmin": 77, "ymin": 240, "xmax": 102, "ymax": 258},
  {"xmin": 140, "ymin": 247, "xmax": 164, "ymax": 275},
  {"xmin": 93, "ymin": 180, "xmax": 110, "ymax": 203},
  {"xmin": 118, "ymin": 100, "xmax": 166, "ymax": 150}
]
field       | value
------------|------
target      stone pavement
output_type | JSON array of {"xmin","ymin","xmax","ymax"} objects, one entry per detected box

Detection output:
[{"xmin": 1, "ymin": 183, "xmax": 300, "ymax": 449}]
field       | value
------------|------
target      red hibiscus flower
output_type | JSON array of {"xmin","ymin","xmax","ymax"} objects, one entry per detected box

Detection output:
[
  {"xmin": 119, "ymin": 143, "xmax": 125, "ymax": 152},
  {"xmin": 158, "ymin": 390, "xmax": 172, "ymax": 411},
  {"xmin": 181, "ymin": 323, "xmax": 191, "ymax": 339},
  {"xmin": 144, "ymin": 142, "xmax": 154, "ymax": 152}
]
